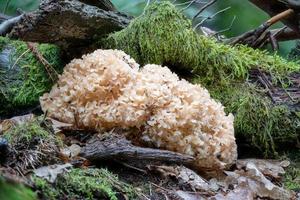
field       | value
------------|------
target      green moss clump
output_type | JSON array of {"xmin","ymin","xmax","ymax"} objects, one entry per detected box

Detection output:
[
  {"xmin": 0, "ymin": 36, "xmax": 63, "ymax": 115},
  {"xmin": 33, "ymin": 168, "xmax": 137, "ymax": 200},
  {"xmin": 0, "ymin": 176, "xmax": 36, "ymax": 200},
  {"xmin": 104, "ymin": 2, "xmax": 299, "ymax": 87},
  {"xmin": 104, "ymin": 1, "xmax": 300, "ymax": 154},
  {"xmin": 3, "ymin": 119, "xmax": 50, "ymax": 144},
  {"xmin": 210, "ymin": 84, "xmax": 300, "ymax": 155},
  {"xmin": 2, "ymin": 118, "xmax": 62, "ymax": 172}
]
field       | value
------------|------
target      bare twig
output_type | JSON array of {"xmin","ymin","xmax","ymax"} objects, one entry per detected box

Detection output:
[
  {"xmin": 11, "ymin": 49, "xmax": 30, "ymax": 70},
  {"xmin": 212, "ymin": 15, "xmax": 236, "ymax": 36},
  {"xmin": 230, "ymin": 8, "xmax": 294, "ymax": 47},
  {"xmin": 194, "ymin": 6, "xmax": 231, "ymax": 30},
  {"xmin": 117, "ymin": 161, "xmax": 147, "ymax": 174},
  {"xmin": 193, "ymin": 0, "xmax": 217, "ymax": 20},
  {"xmin": 3, "ymin": 0, "xmax": 11, "ymax": 14},
  {"xmin": 180, "ymin": 0, "xmax": 196, "ymax": 11},
  {"xmin": 26, "ymin": 42, "xmax": 59, "ymax": 82}
]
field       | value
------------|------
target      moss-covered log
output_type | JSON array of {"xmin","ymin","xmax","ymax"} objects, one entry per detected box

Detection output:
[
  {"xmin": 103, "ymin": 2, "xmax": 300, "ymax": 155},
  {"xmin": 0, "ymin": 37, "xmax": 62, "ymax": 117}
]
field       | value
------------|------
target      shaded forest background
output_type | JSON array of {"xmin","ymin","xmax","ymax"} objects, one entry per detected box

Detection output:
[{"xmin": 0, "ymin": 0, "xmax": 296, "ymax": 56}]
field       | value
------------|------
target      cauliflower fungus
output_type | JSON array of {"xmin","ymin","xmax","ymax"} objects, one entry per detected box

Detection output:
[{"xmin": 40, "ymin": 49, "xmax": 237, "ymax": 170}]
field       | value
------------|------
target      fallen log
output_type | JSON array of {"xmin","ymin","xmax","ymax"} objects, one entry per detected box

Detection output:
[
  {"xmin": 8, "ymin": 0, "xmax": 132, "ymax": 57},
  {"xmin": 80, "ymin": 133, "xmax": 195, "ymax": 166}
]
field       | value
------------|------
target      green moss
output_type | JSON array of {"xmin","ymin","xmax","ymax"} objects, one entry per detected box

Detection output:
[
  {"xmin": 2, "ymin": 118, "xmax": 62, "ymax": 172},
  {"xmin": 281, "ymin": 151, "xmax": 300, "ymax": 191},
  {"xmin": 0, "ymin": 36, "xmax": 63, "ymax": 115},
  {"xmin": 104, "ymin": 1, "xmax": 300, "ymax": 155},
  {"xmin": 104, "ymin": 1, "xmax": 299, "ymax": 87},
  {"xmin": 0, "ymin": 176, "xmax": 37, "ymax": 200},
  {"xmin": 210, "ymin": 84, "xmax": 300, "ymax": 155},
  {"xmin": 33, "ymin": 168, "xmax": 137, "ymax": 200},
  {"xmin": 284, "ymin": 166, "xmax": 300, "ymax": 191},
  {"xmin": 3, "ymin": 117, "xmax": 61, "ymax": 146}
]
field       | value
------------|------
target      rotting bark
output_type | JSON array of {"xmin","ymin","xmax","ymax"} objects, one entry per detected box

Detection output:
[
  {"xmin": 80, "ymin": 133, "xmax": 195, "ymax": 166},
  {"xmin": 8, "ymin": 0, "xmax": 132, "ymax": 57}
]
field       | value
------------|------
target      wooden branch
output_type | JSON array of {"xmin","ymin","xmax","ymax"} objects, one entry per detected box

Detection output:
[
  {"xmin": 271, "ymin": 27, "xmax": 300, "ymax": 41},
  {"xmin": 80, "ymin": 133, "xmax": 195, "ymax": 165},
  {"xmin": 230, "ymin": 8, "xmax": 295, "ymax": 47},
  {"xmin": 8, "ymin": 0, "xmax": 132, "ymax": 57},
  {"xmin": 249, "ymin": 0, "xmax": 299, "ymax": 34}
]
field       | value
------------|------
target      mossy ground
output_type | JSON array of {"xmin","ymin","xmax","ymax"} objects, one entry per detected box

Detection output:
[
  {"xmin": 0, "ymin": 37, "xmax": 63, "ymax": 115},
  {"xmin": 2, "ymin": 117, "xmax": 63, "ymax": 172},
  {"xmin": 33, "ymin": 168, "xmax": 137, "ymax": 200},
  {"xmin": 104, "ymin": 1, "xmax": 300, "ymax": 155}
]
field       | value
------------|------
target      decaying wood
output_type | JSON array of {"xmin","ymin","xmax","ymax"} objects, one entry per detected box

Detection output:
[
  {"xmin": 8, "ymin": 0, "xmax": 132, "ymax": 57},
  {"xmin": 80, "ymin": 133, "xmax": 195, "ymax": 165},
  {"xmin": 249, "ymin": 69, "xmax": 300, "ymax": 108}
]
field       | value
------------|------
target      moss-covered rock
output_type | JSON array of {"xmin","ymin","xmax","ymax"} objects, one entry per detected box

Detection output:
[
  {"xmin": 33, "ymin": 168, "xmax": 137, "ymax": 200},
  {"xmin": 0, "ymin": 37, "xmax": 63, "ymax": 115},
  {"xmin": 104, "ymin": 1, "xmax": 300, "ymax": 154}
]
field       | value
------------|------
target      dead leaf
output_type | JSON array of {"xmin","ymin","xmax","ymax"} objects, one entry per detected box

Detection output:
[
  {"xmin": 237, "ymin": 159, "xmax": 289, "ymax": 180},
  {"xmin": 175, "ymin": 190, "xmax": 206, "ymax": 200},
  {"xmin": 60, "ymin": 144, "xmax": 81, "ymax": 159},
  {"xmin": 223, "ymin": 162, "xmax": 295, "ymax": 200},
  {"xmin": 46, "ymin": 118, "xmax": 74, "ymax": 134},
  {"xmin": 212, "ymin": 183, "xmax": 254, "ymax": 200},
  {"xmin": 148, "ymin": 165, "xmax": 213, "ymax": 193},
  {"xmin": 33, "ymin": 163, "xmax": 72, "ymax": 183}
]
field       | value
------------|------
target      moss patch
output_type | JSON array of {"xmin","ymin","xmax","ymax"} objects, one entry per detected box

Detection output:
[
  {"xmin": 2, "ymin": 117, "xmax": 62, "ymax": 173},
  {"xmin": 104, "ymin": 1, "xmax": 300, "ymax": 155},
  {"xmin": 0, "ymin": 37, "xmax": 63, "ymax": 115},
  {"xmin": 210, "ymin": 84, "xmax": 299, "ymax": 155},
  {"xmin": 33, "ymin": 168, "xmax": 137, "ymax": 200},
  {"xmin": 0, "ymin": 176, "xmax": 36, "ymax": 200}
]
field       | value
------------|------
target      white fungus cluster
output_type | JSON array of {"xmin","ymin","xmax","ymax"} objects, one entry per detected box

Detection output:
[{"xmin": 40, "ymin": 49, "xmax": 237, "ymax": 170}]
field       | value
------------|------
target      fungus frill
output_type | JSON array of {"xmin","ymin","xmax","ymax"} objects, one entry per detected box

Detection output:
[{"xmin": 40, "ymin": 49, "xmax": 237, "ymax": 170}]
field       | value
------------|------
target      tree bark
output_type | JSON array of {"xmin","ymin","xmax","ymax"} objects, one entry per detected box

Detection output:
[{"xmin": 8, "ymin": 0, "xmax": 132, "ymax": 57}]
